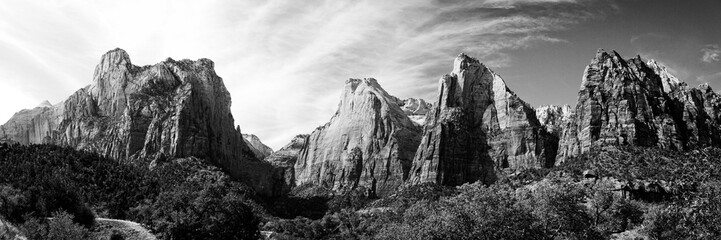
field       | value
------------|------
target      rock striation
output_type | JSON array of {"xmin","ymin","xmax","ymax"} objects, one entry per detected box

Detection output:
[
  {"xmin": 243, "ymin": 134, "xmax": 274, "ymax": 160},
  {"xmin": 536, "ymin": 105, "xmax": 573, "ymax": 137},
  {"xmin": 294, "ymin": 78, "xmax": 422, "ymax": 197},
  {"xmin": 409, "ymin": 53, "xmax": 558, "ymax": 186},
  {"xmin": 0, "ymin": 48, "xmax": 281, "ymax": 196},
  {"xmin": 557, "ymin": 49, "xmax": 721, "ymax": 164},
  {"xmin": 265, "ymin": 134, "xmax": 309, "ymax": 193},
  {"xmin": 0, "ymin": 101, "xmax": 63, "ymax": 145}
]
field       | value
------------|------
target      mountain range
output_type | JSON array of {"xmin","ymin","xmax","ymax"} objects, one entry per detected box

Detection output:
[{"xmin": 2, "ymin": 48, "xmax": 720, "ymax": 197}]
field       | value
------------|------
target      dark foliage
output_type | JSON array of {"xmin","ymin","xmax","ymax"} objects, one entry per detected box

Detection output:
[
  {"xmin": 557, "ymin": 146, "xmax": 721, "ymax": 183},
  {"xmin": 0, "ymin": 143, "xmax": 262, "ymax": 239}
]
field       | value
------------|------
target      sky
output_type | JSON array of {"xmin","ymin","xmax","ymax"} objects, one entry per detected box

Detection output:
[{"xmin": 0, "ymin": 0, "xmax": 719, "ymax": 150}]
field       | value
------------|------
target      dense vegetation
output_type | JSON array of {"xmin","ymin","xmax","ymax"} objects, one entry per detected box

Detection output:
[
  {"xmin": 261, "ymin": 146, "xmax": 721, "ymax": 239},
  {"xmin": 0, "ymin": 143, "xmax": 261, "ymax": 239},
  {"xmin": 2, "ymin": 143, "xmax": 721, "ymax": 239}
]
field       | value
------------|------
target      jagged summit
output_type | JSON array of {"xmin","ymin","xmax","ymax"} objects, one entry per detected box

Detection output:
[
  {"xmin": 452, "ymin": 52, "xmax": 483, "ymax": 76},
  {"xmin": 294, "ymin": 77, "xmax": 422, "ymax": 197},
  {"xmin": 409, "ymin": 53, "xmax": 558, "ymax": 187},
  {"xmin": 557, "ymin": 49, "xmax": 721, "ymax": 163},
  {"xmin": 0, "ymin": 48, "xmax": 283, "ymax": 196}
]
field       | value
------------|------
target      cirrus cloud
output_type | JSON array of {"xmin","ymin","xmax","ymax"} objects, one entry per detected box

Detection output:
[
  {"xmin": 702, "ymin": 44, "xmax": 721, "ymax": 63},
  {"xmin": 0, "ymin": 0, "xmax": 614, "ymax": 149}
]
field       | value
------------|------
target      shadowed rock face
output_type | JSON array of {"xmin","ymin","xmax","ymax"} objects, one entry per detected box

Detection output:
[
  {"xmin": 265, "ymin": 134, "xmax": 309, "ymax": 193},
  {"xmin": 557, "ymin": 49, "xmax": 721, "ymax": 164},
  {"xmin": 294, "ymin": 78, "xmax": 422, "ymax": 197},
  {"xmin": 0, "ymin": 48, "xmax": 282, "ymax": 196},
  {"xmin": 409, "ymin": 53, "xmax": 558, "ymax": 187},
  {"xmin": 243, "ymin": 134, "xmax": 274, "ymax": 160}
]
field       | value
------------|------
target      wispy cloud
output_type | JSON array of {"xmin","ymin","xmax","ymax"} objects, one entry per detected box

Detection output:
[
  {"xmin": 697, "ymin": 72, "xmax": 721, "ymax": 83},
  {"xmin": 0, "ymin": 0, "xmax": 611, "ymax": 149},
  {"xmin": 702, "ymin": 44, "xmax": 721, "ymax": 63}
]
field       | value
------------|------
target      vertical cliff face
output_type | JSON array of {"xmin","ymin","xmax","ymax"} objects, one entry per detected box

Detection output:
[
  {"xmin": 0, "ymin": 101, "xmax": 64, "ymax": 145},
  {"xmin": 0, "ymin": 48, "xmax": 282, "ymax": 196},
  {"xmin": 243, "ymin": 134, "xmax": 274, "ymax": 160},
  {"xmin": 294, "ymin": 78, "xmax": 422, "ymax": 197},
  {"xmin": 556, "ymin": 49, "xmax": 721, "ymax": 164},
  {"xmin": 409, "ymin": 54, "xmax": 558, "ymax": 187},
  {"xmin": 265, "ymin": 134, "xmax": 309, "ymax": 193}
]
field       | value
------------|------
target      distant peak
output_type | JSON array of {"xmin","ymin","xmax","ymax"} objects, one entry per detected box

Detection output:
[{"xmin": 36, "ymin": 100, "xmax": 52, "ymax": 108}]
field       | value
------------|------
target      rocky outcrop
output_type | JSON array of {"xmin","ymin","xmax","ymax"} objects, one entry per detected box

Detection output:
[
  {"xmin": 396, "ymin": 98, "xmax": 432, "ymax": 126},
  {"xmin": 556, "ymin": 49, "xmax": 721, "ymax": 164},
  {"xmin": 0, "ymin": 101, "xmax": 63, "ymax": 145},
  {"xmin": 243, "ymin": 134, "xmax": 274, "ymax": 160},
  {"xmin": 265, "ymin": 134, "xmax": 309, "ymax": 193},
  {"xmin": 536, "ymin": 105, "xmax": 573, "ymax": 137},
  {"xmin": 294, "ymin": 78, "xmax": 422, "ymax": 197},
  {"xmin": 0, "ymin": 48, "xmax": 281, "ymax": 196},
  {"xmin": 409, "ymin": 53, "xmax": 558, "ymax": 187}
]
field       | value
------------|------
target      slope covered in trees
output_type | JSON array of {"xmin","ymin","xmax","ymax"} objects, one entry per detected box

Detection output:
[{"xmin": 0, "ymin": 143, "xmax": 262, "ymax": 239}]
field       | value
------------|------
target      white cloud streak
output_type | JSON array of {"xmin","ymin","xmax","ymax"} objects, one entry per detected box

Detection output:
[
  {"xmin": 702, "ymin": 44, "xmax": 721, "ymax": 63},
  {"xmin": 0, "ymin": 0, "xmax": 606, "ymax": 149}
]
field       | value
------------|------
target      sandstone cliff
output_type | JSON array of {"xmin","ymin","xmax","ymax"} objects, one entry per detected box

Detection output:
[
  {"xmin": 556, "ymin": 49, "xmax": 721, "ymax": 164},
  {"xmin": 409, "ymin": 53, "xmax": 558, "ymax": 186},
  {"xmin": 0, "ymin": 48, "xmax": 281, "ymax": 196},
  {"xmin": 536, "ymin": 105, "xmax": 573, "ymax": 137},
  {"xmin": 243, "ymin": 133, "xmax": 274, "ymax": 160},
  {"xmin": 0, "ymin": 101, "xmax": 63, "ymax": 145},
  {"xmin": 294, "ymin": 78, "xmax": 422, "ymax": 197},
  {"xmin": 265, "ymin": 134, "xmax": 309, "ymax": 193}
]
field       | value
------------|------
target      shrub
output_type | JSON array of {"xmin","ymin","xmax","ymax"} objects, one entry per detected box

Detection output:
[{"xmin": 20, "ymin": 211, "xmax": 89, "ymax": 240}]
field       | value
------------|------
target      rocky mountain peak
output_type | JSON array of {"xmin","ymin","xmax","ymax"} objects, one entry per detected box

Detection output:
[
  {"xmin": 346, "ymin": 78, "xmax": 379, "ymax": 91},
  {"xmin": 97, "ymin": 48, "xmax": 132, "ymax": 72},
  {"xmin": 396, "ymin": 97, "xmax": 432, "ymax": 126},
  {"xmin": 242, "ymin": 134, "xmax": 274, "ymax": 160},
  {"xmin": 0, "ymin": 48, "xmax": 284, "ymax": 196},
  {"xmin": 36, "ymin": 100, "xmax": 52, "ymax": 108},
  {"xmin": 557, "ymin": 49, "xmax": 721, "ymax": 164},
  {"xmin": 647, "ymin": 59, "xmax": 682, "ymax": 92},
  {"xmin": 536, "ymin": 104, "xmax": 573, "ymax": 137},
  {"xmin": 410, "ymin": 53, "xmax": 558, "ymax": 187},
  {"xmin": 452, "ymin": 52, "xmax": 482, "ymax": 76},
  {"xmin": 294, "ymin": 77, "xmax": 422, "ymax": 197}
]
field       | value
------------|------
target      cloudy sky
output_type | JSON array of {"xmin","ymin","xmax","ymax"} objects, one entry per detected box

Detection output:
[{"xmin": 0, "ymin": 0, "xmax": 719, "ymax": 150}]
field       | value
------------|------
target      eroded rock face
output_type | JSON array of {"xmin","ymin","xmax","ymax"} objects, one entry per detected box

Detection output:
[
  {"xmin": 536, "ymin": 105, "xmax": 573, "ymax": 137},
  {"xmin": 265, "ymin": 134, "xmax": 309, "ymax": 192},
  {"xmin": 0, "ymin": 101, "xmax": 63, "ymax": 145},
  {"xmin": 294, "ymin": 78, "xmax": 422, "ymax": 197},
  {"xmin": 243, "ymin": 134, "xmax": 274, "ymax": 160},
  {"xmin": 397, "ymin": 98, "xmax": 432, "ymax": 126},
  {"xmin": 0, "ymin": 48, "xmax": 281, "ymax": 196},
  {"xmin": 409, "ymin": 53, "xmax": 558, "ymax": 186},
  {"xmin": 556, "ymin": 49, "xmax": 721, "ymax": 164}
]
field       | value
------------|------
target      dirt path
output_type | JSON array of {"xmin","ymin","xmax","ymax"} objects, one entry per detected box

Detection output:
[{"xmin": 94, "ymin": 218, "xmax": 157, "ymax": 240}]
